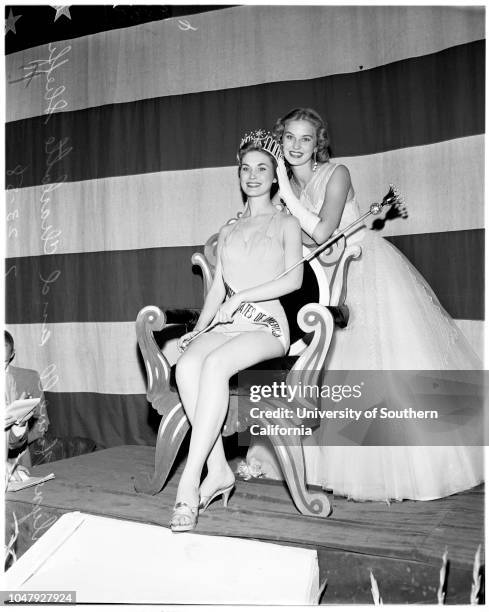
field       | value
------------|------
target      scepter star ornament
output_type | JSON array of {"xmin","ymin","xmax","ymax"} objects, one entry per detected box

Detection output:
[{"xmin": 276, "ymin": 185, "xmax": 404, "ymax": 278}]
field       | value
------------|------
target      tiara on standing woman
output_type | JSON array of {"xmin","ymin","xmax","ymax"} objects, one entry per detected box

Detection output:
[{"xmin": 237, "ymin": 129, "xmax": 283, "ymax": 162}]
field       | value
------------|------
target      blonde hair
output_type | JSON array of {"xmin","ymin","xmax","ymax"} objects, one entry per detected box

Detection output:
[{"xmin": 273, "ymin": 107, "xmax": 330, "ymax": 162}]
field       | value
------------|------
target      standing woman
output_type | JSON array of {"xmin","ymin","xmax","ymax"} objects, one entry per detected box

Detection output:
[
  {"xmin": 247, "ymin": 107, "xmax": 483, "ymax": 502},
  {"xmin": 171, "ymin": 132, "xmax": 303, "ymax": 531}
]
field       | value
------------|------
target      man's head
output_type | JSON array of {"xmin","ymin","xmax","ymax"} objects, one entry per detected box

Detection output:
[{"xmin": 5, "ymin": 330, "xmax": 15, "ymax": 366}]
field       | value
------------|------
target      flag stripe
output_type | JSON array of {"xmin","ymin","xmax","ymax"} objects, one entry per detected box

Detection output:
[
  {"xmin": 7, "ymin": 318, "xmax": 482, "ymax": 400},
  {"xmin": 6, "ymin": 135, "xmax": 483, "ymax": 259},
  {"xmin": 44, "ymin": 391, "xmax": 157, "ymax": 448},
  {"xmin": 6, "ymin": 246, "xmax": 205, "ymax": 323},
  {"xmin": 5, "ymin": 5, "xmax": 232, "ymax": 55},
  {"xmin": 4, "ymin": 322, "xmax": 181, "ymax": 396},
  {"xmin": 6, "ymin": 40, "xmax": 484, "ymax": 190},
  {"xmin": 385, "ymin": 231, "xmax": 484, "ymax": 322},
  {"xmin": 5, "ymin": 229, "xmax": 484, "ymax": 325},
  {"xmin": 6, "ymin": 6, "xmax": 484, "ymax": 123}
]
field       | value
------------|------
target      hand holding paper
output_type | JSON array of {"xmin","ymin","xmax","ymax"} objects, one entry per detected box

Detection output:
[{"xmin": 5, "ymin": 397, "xmax": 41, "ymax": 430}]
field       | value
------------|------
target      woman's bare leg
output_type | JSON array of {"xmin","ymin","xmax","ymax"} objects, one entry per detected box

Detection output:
[
  {"xmin": 173, "ymin": 331, "xmax": 283, "ymax": 523},
  {"xmin": 175, "ymin": 332, "xmax": 231, "ymax": 486}
]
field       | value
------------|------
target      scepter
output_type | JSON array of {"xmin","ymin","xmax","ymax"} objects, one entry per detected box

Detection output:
[
  {"xmin": 185, "ymin": 185, "xmax": 403, "ymax": 346},
  {"xmin": 276, "ymin": 184, "xmax": 403, "ymax": 279}
]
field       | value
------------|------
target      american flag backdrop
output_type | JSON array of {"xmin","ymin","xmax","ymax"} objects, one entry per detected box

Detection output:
[{"xmin": 5, "ymin": 5, "xmax": 484, "ymax": 449}]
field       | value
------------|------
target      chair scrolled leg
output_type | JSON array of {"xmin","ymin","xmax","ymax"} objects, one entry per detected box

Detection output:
[
  {"xmin": 134, "ymin": 401, "xmax": 190, "ymax": 494},
  {"xmin": 135, "ymin": 305, "xmax": 190, "ymax": 495},
  {"xmin": 261, "ymin": 303, "xmax": 336, "ymax": 517},
  {"xmin": 261, "ymin": 415, "xmax": 332, "ymax": 518}
]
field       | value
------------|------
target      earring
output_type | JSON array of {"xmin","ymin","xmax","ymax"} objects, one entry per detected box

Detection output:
[{"xmin": 312, "ymin": 150, "xmax": 318, "ymax": 173}]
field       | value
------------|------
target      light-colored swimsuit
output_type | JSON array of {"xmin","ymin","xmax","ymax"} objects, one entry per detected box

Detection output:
[{"xmin": 211, "ymin": 211, "xmax": 290, "ymax": 353}]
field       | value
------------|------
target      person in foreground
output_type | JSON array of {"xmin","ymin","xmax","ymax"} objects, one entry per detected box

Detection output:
[
  {"xmin": 170, "ymin": 131, "xmax": 303, "ymax": 531},
  {"xmin": 247, "ymin": 107, "xmax": 483, "ymax": 502}
]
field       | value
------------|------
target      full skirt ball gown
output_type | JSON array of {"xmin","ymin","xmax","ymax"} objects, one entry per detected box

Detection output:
[{"xmin": 246, "ymin": 163, "xmax": 484, "ymax": 501}]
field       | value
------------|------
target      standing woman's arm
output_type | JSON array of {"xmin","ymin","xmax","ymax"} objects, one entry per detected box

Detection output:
[
  {"xmin": 312, "ymin": 164, "xmax": 351, "ymax": 244},
  {"xmin": 277, "ymin": 161, "xmax": 351, "ymax": 245}
]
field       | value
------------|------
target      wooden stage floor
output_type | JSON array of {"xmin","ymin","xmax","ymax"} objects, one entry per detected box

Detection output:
[{"xmin": 5, "ymin": 445, "xmax": 484, "ymax": 604}]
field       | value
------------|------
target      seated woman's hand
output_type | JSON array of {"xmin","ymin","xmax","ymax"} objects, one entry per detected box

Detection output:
[
  {"xmin": 178, "ymin": 330, "xmax": 201, "ymax": 353},
  {"xmin": 216, "ymin": 295, "xmax": 242, "ymax": 324}
]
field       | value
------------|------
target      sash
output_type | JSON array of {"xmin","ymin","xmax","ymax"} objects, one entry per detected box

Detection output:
[{"xmin": 223, "ymin": 280, "xmax": 283, "ymax": 340}]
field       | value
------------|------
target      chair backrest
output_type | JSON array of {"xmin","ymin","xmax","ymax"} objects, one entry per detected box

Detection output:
[{"xmin": 191, "ymin": 212, "xmax": 361, "ymax": 356}]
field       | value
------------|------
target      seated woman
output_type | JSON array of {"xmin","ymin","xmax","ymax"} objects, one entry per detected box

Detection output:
[
  {"xmin": 171, "ymin": 131, "xmax": 303, "ymax": 531},
  {"xmin": 247, "ymin": 107, "xmax": 483, "ymax": 502}
]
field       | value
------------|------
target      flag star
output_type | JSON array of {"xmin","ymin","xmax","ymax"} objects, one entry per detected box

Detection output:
[
  {"xmin": 5, "ymin": 9, "xmax": 21, "ymax": 35},
  {"xmin": 52, "ymin": 6, "xmax": 72, "ymax": 22}
]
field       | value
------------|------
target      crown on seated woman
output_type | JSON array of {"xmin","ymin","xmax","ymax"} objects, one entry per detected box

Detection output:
[{"xmin": 238, "ymin": 129, "xmax": 283, "ymax": 162}]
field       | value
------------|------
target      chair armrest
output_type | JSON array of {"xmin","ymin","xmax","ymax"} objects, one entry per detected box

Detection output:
[
  {"xmin": 330, "ymin": 243, "xmax": 362, "ymax": 307},
  {"xmin": 136, "ymin": 306, "xmax": 174, "ymax": 411},
  {"xmin": 192, "ymin": 252, "xmax": 214, "ymax": 299},
  {"xmin": 288, "ymin": 303, "xmax": 335, "ymax": 388}
]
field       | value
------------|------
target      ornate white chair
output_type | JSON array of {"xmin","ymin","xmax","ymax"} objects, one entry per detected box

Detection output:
[{"xmin": 135, "ymin": 213, "xmax": 361, "ymax": 518}]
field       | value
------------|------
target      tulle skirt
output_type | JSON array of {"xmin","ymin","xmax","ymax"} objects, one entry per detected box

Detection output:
[{"xmin": 246, "ymin": 231, "xmax": 484, "ymax": 501}]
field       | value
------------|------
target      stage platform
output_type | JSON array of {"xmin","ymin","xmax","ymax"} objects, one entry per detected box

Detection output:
[{"xmin": 5, "ymin": 445, "xmax": 484, "ymax": 605}]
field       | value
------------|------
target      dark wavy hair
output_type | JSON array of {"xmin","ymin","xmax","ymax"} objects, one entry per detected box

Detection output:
[
  {"xmin": 5, "ymin": 330, "xmax": 15, "ymax": 363},
  {"xmin": 5, "ymin": 330, "xmax": 14, "ymax": 350},
  {"xmin": 272, "ymin": 108, "xmax": 330, "ymax": 162},
  {"xmin": 237, "ymin": 140, "xmax": 279, "ymax": 203}
]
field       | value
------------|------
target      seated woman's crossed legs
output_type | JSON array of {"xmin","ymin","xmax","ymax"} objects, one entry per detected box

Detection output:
[
  {"xmin": 176, "ymin": 331, "xmax": 232, "ymax": 504},
  {"xmin": 173, "ymin": 329, "xmax": 284, "ymax": 528}
]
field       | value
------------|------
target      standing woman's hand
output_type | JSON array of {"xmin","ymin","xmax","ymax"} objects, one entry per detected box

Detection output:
[{"xmin": 276, "ymin": 158, "xmax": 294, "ymax": 200}]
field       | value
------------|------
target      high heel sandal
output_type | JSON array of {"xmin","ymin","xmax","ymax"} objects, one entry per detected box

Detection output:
[
  {"xmin": 170, "ymin": 501, "xmax": 199, "ymax": 533},
  {"xmin": 198, "ymin": 481, "xmax": 235, "ymax": 513}
]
